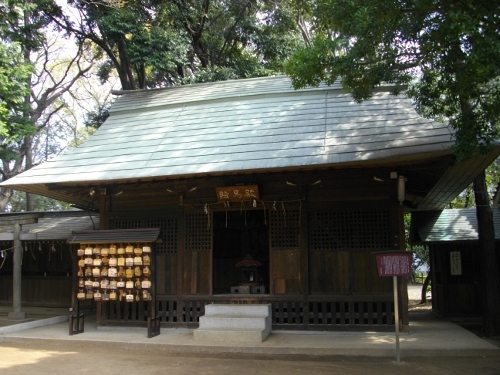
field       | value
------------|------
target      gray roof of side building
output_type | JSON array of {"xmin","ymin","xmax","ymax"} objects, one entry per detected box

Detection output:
[
  {"xmin": 411, "ymin": 208, "xmax": 500, "ymax": 243},
  {"xmin": 0, "ymin": 211, "xmax": 99, "ymax": 242}
]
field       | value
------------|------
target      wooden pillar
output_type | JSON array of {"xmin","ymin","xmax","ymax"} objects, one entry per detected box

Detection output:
[
  {"xmin": 396, "ymin": 204, "xmax": 409, "ymax": 327},
  {"xmin": 177, "ymin": 208, "xmax": 185, "ymax": 322},
  {"xmin": 299, "ymin": 188, "xmax": 309, "ymax": 326},
  {"xmin": 99, "ymin": 194, "xmax": 110, "ymax": 229},
  {"xmin": 399, "ymin": 276, "xmax": 409, "ymax": 328},
  {"xmin": 8, "ymin": 223, "xmax": 25, "ymax": 320},
  {"xmin": 0, "ymin": 214, "xmax": 40, "ymax": 320}
]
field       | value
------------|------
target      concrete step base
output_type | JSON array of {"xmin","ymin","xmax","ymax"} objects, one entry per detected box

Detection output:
[
  {"xmin": 194, "ymin": 304, "xmax": 272, "ymax": 343},
  {"xmin": 199, "ymin": 314, "xmax": 268, "ymax": 330},
  {"xmin": 193, "ymin": 327, "xmax": 267, "ymax": 343}
]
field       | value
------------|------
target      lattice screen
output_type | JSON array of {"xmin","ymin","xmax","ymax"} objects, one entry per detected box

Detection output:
[
  {"xmin": 309, "ymin": 209, "xmax": 392, "ymax": 250},
  {"xmin": 110, "ymin": 219, "xmax": 142, "ymax": 229},
  {"xmin": 110, "ymin": 217, "xmax": 178, "ymax": 254},
  {"xmin": 185, "ymin": 213, "xmax": 211, "ymax": 251},
  {"xmin": 270, "ymin": 209, "xmax": 300, "ymax": 248},
  {"xmin": 145, "ymin": 218, "xmax": 177, "ymax": 254}
]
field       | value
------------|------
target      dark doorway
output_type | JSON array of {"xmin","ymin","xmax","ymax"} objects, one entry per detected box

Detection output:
[{"xmin": 212, "ymin": 210, "xmax": 269, "ymax": 294}]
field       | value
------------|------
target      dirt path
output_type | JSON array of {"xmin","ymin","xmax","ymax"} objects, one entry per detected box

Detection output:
[{"xmin": 1, "ymin": 341, "xmax": 499, "ymax": 375}]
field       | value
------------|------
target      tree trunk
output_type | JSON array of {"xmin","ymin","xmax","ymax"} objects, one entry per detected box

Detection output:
[
  {"xmin": 23, "ymin": 10, "xmax": 35, "ymax": 212},
  {"xmin": 24, "ymin": 135, "xmax": 34, "ymax": 211},
  {"xmin": 117, "ymin": 38, "xmax": 135, "ymax": 90},
  {"xmin": 473, "ymin": 171, "xmax": 500, "ymax": 337},
  {"xmin": 420, "ymin": 272, "xmax": 431, "ymax": 304},
  {"xmin": 0, "ymin": 188, "xmax": 13, "ymax": 212}
]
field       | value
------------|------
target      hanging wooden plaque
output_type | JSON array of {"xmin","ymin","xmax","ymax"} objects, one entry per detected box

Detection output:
[{"xmin": 215, "ymin": 185, "xmax": 259, "ymax": 202}]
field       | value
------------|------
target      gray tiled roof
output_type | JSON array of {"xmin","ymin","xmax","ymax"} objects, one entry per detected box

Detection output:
[
  {"xmin": 1, "ymin": 75, "xmax": 453, "ymax": 187},
  {"xmin": 411, "ymin": 209, "xmax": 500, "ymax": 243},
  {"xmin": 0, "ymin": 211, "xmax": 99, "ymax": 241}
]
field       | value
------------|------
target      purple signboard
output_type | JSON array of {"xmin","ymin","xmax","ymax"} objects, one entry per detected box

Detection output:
[{"xmin": 375, "ymin": 252, "xmax": 412, "ymax": 277}]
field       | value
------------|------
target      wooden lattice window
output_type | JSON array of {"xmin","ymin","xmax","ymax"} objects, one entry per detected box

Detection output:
[
  {"xmin": 145, "ymin": 218, "xmax": 177, "ymax": 254},
  {"xmin": 110, "ymin": 217, "xmax": 178, "ymax": 254},
  {"xmin": 110, "ymin": 219, "xmax": 142, "ymax": 230},
  {"xmin": 270, "ymin": 209, "xmax": 300, "ymax": 249},
  {"xmin": 309, "ymin": 209, "xmax": 392, "ymax": 250},
  {"xmin": 185, "ymin": 213, "xmax": 211, "ymax": 251}
]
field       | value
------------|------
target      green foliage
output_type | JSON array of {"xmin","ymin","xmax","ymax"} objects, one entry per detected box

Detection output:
[
  {"xmin": 285, "ymin": 0, "xmax": 500, "ymax": 159},
  {"xmin": 0, "ymin": 0, "xmax": 95, "ymax": 212},
  {"xmin": 450, "ymin": 156, "xmax": 500, "ymax": 208},
  {"xmin": 404, "ymin": 213, "xmax": 429, "ymax": 280},
  {"xmin": 84, "ymin": 105, "xmax": 110, "ymax": 130},
  {"xmin": 0, "ymin": 42, "xmax": 34, "ymax": 146},
  {"xmin": 0, "ymin": 0, "xmax": 43, "ymax": 164},
  {"xmin": 8, "ymin": 190, "xmax": 72, "ymax": 212},
  {"xmin": 55, "ymin": 0, "xmax": 306, "ymax": 89},
  {"xmin": 67, "ymin": 125, "xmax": 96, "ymax": 149}
]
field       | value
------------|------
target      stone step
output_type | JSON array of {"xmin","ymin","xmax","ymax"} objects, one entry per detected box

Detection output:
[
  {"xmin": 199, "ymin": 314, "xmax": 267, "ymax": 330},
  {"xmin": 193, "ymin": 327, "xmax": 267, "ymax": 343},
  {"xmin": 195, "ymin": 303, "xmax": 272, "ymax": 343},
  {"xmin": 204, "ymin": 304, "xmax": 270, "ymax": 317}
]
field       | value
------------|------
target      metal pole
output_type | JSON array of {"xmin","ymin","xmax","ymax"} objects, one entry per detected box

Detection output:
[{"xmin": 393, "ymin": 275, "xmax": 400, "ymax": 363}]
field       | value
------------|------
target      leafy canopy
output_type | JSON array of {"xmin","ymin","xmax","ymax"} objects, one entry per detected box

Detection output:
[
  {"xmin": 52, "ymin": 0, "xmax": 306, "ymax": 89},
  {"xmin": 0, "ymin": 42, "xmax": 34, "ymax": 142},
  {"xmin": 285, "ymin": 0, "xmax": 500, "ymax": 159},
  {"xmin": 0, "ymin": 0, "xmax": 45, "ymax": 161}
]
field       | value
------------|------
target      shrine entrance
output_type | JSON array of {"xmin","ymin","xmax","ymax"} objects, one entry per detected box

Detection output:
[{"xmin": 212, "ymin": 210, "xmax": 269, "ymax": 294}]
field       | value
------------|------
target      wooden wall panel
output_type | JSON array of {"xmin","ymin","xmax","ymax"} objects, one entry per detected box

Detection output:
[
  {"xmin": 0, "ymin": 276, "xmax": 71, "ymax": 306},
  {"xmin": 196, "ymin": 251, "xmax": 211, "ymax": 294},
  {"xmin": 351, "ymin": 251, "xmax": 391, "ymax": 293},
  {"xmin": 271, "ymin": 249, "xmax": 301, "ymax": 294},
  {"xmin": 309, "ymin": 251, "xmax": 350, "ymax": 294},
  {"xmin": 446, "ymin": 284, "xmax": 479, "ymax": 313},
  {"xmin": 308, "ymin": 247, "xmax": 394, "ymax": 294},
  {"xmin": 182, "ymin": 252, "xmax": 194, "ymax": 294},
  {"xmin": 182, "ymin": 251, "xmax": 210, "ymax": 295},
  {"xmin": 156, "ymin": 254, "xmax": 177, "ymax": 295}
]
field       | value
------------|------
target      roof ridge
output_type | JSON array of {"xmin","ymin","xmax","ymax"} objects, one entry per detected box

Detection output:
[{"xmin": 110, "ymin": 74, "xmax": 290, "ymax": 96}]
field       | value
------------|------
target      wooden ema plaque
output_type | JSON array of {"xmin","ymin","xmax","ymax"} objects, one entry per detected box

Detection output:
[{"xmin": 375, "ymin": 252, "xmax": 412, "ymax": 277}]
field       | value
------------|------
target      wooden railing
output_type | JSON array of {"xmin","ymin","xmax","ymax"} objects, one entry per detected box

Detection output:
[{"xmin": 153, "ymin": 295, "xmax": 394, "ymax": 330}]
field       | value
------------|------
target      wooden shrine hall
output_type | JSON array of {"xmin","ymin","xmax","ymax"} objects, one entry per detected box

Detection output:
[{"xmin": 2, "ymin": 76, "xmax": 499, "ymax": 331}]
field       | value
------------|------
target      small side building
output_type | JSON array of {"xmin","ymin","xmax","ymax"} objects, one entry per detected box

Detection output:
[
  {"xmin": 411, "ymin": 208, "xmax": 500, "ymax": 318},
  {"xmin": 0, "ymin": 210, "xmax": 99, "ymax": 307}
]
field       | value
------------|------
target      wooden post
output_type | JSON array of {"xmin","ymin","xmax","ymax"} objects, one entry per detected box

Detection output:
[
  {"xmin": 375, "ymin": 251, "xmax": 412, "ymax": 364},
  {"xmin": 396, "ymin": 204, "xmax": 409, "ymax": 327},
  {"xmin": 399, "ymin": 276, "xmax": 409, "ymax": 328},
  {"xmin": 8, "ymin": 223, "xmax": 25, "ymax": 320},
  {"xmin": 393, "ymin": 275, "xmax": 401, "ymax": 363},
  {"xmin": 0, "ymin": 214, "xmax": 39, "ymax": 320}
]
